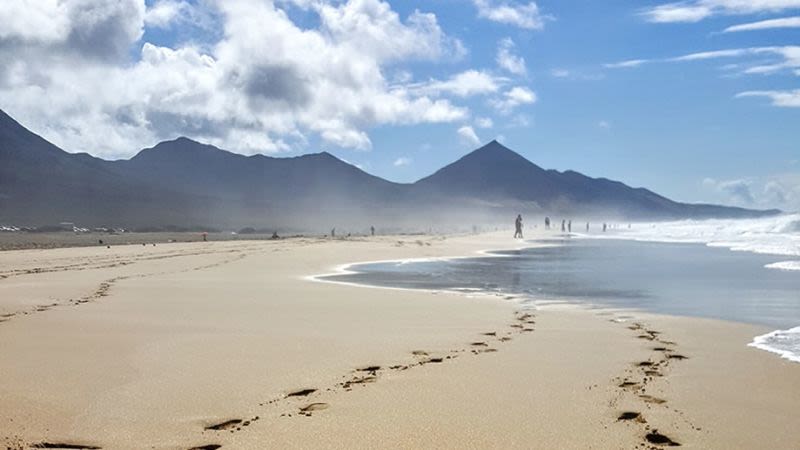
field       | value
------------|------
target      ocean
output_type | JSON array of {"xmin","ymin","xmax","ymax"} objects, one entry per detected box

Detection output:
[{"xmin": 320, "ymin": 214, "xmax": 800, "ymax": 363}]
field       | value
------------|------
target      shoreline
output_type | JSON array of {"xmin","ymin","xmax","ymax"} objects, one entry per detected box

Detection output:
[
  {"xmin": 314, "ymin": 238, "xmax": 800, "ymax": 366},
  {"xmin": 1, "ymin": 231, "xmax": 798, "ymax": 449}
]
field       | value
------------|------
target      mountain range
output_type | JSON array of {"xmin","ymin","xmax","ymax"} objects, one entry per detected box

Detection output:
[{"xmin": 0, "ymin": 109, "xmax": 779, "ymax": 231}]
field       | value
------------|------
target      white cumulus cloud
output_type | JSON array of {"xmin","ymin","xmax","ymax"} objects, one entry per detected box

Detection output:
[
  {"xmin": 457, "ymin": 125, "xmax": 481, "ymax": 146},
  {"xmin": 472, "ymin": 0, "xmax": 549, "ymax": 29},
  {"xmin": 496, "ymin": 37, "xmax": 527, "ymax": 76},
  {"xmin": 0, "ymin": 0, "xmax": 481, "ymax": 157}
]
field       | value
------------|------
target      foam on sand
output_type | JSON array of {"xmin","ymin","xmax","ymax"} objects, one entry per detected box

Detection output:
[{"xmin": 749, "ymin": 327, "xmax": 800, "ymax": 363}]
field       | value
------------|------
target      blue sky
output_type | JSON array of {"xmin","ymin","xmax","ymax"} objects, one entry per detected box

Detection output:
[{"xmin": 1, "ymin": 0, "xmax": 798, "ymax": 210}]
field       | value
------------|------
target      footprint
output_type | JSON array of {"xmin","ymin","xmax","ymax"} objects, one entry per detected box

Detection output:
[
  {"xmin": 668, "ymin": 354, "xmax": 688, "ymax": 360},
  {"xmin": 411, "ymin": 350, "xmax": 429, "ymax": 357},
  {"xmin": 356, "ymin": 365, "xmax": 381, "ymax": 372},
  {"xmin": 617, "ymin": 411, "xmax": 645, "ymax": 422},
  {"xmin": 204, "ymin": 419, "xmax": 242, "ymax": 431},
  {"xmin": 31, "ymin": 444, "xmax": 102, "ymax": 449},
  {"xmin": 470, "ymin": 342, "xmax": 488, "ymax": 347},
  {"xmin": 299, "ymin": 403, "xmax": 329, "ymax": 416},
  {"xmin": 645, "ymin": 431, "xmax": 681, "ymax": 446},
  {"xmin": 188, "ymin": 446, "xmax": 221, "ymax": 450},
  {"xmin": 481, "ymin": 332, "xmax": 497, "ymax": 336},
  {"xmin": 286, "ymin": 388, "xmax": 317, "ymax": 397},
  {"xmin": 639, "ymin": 394, "xmax": 667, "ymax": 404}
]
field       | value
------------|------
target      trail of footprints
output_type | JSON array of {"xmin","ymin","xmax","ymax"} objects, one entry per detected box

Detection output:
[
  {"xmin": 0, "ymin": 250, "xmax": 254, "ymax": 327},
  {"xmin": 610, "ymin": 319, "xmax": 700, "ymax": 448},
  {"xmin": 185, "ymin": 310, "xmax": 538, "ymax": 450}
]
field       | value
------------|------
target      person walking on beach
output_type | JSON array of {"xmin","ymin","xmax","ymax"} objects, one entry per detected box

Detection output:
[
  {"xmin": 568, "ymin": 220, "xmax": 572, "ymax": 233},
  {"xmin": 603, "ymin": 223, "xmax": 607, "ymax": 232},
  {"xmin": 586, "ymin": 222, "xmax": 590, "ymax": 232},
  {"xmin": 544, "ymin": 217, "xmax": 550, "ymax": 230},
  {"xmin": 514, "ymin": 214, "xmax": 524, "ymax": 239},
  {"xmin": 561, "ymin": 220, "xmax": 566, "ymax": 232},
  {"xmin": 370, "ymin": 226, "xmax": 375, "ymax": 236}
]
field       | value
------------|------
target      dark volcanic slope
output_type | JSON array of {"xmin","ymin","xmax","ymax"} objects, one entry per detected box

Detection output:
[
  {"xmin": 414, "ymin": 141, "xmax": 777, "ymax": 219},
  {"xmin": 0, "ymin": 111, "xmax": 779, "ymax": 228}
]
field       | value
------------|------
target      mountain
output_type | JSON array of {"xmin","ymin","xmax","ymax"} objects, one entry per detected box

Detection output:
[
  {"xmin": 414, "ymin": 140, "xmax": 777, "ymax": 220},
  {"xmin": 0, "ymin": 110, "xmax": 780, "ymax": 230}
]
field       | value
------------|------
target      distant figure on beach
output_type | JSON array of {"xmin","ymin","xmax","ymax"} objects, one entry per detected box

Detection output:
[
  {"xmin": 371, "ymin": 226, "xmax": 375, "ymax": 236},
  {"xmin": 98, "ymin": 239, "xmax": 103, "ymax": 245},
  {"xmin": 201, "ymin": 232, "xmax": 208, "ymax": 242},
  {"xmin": 331, "ymin": 228, "xmax": 336, "ymax": 238},
  {"xmin": 603, "ymin": 223, "xmax": 607, "ymax": 232},
  {"xmin": 271, "ymin": 231, "xmax": 279, "ymax": 240},
  {"xmin": 544, "ymin": 217, "xmax": 550, "ymax": 230},
  {"xmin": 586, "ymin": 222, "xmax": 590, "ymax": 232},
  {"xmin": 561, "ymin": 220, "xmax": 566, "ymax": 232},
  {"xmin": 568, "ymin": 220, "xmax": 572, "ymax": 233},
  {"xmin": 514, "ymin": 214, "xmax": 523, "ymax": 239}
]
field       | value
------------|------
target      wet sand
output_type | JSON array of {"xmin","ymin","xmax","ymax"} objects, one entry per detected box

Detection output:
[{"xmin": 0, "ymin": 232, "xmax": 798, "ymax": 449}]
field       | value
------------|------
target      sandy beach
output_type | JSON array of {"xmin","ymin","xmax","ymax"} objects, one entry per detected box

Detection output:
[{"xmin": 1, "ymin": 231, "xmax": 798, "ymax": 450}]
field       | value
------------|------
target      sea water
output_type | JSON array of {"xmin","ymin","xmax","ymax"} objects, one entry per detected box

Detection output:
[{"xmin": 322, "ymin": 214, "xmax": 800, "ymax": 362}]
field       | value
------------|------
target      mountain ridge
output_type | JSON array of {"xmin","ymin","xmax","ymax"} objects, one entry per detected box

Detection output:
[{"xmin": 0, "ymin": 110, "xmax": 780, "ymax": 230}]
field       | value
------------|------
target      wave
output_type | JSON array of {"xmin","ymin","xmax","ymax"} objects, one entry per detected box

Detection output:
[
  {"xmin": 578, "ymin": 213, "xmax": 800, "ymax": 271},
  {"xmin": 749, "ymin": 327, "xmax": 800, "ymax": 363}
]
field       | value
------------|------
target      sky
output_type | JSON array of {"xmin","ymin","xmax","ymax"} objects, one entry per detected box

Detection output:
[{"xmin": 1, "ymin": 0, "xmax": 798, "ymax": 211}]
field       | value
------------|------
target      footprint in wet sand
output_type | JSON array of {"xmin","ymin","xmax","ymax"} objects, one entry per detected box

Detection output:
[
  {"xmin": 204, "ymin": 419, "xmax": 242, "ymax": 431},
  {"xmin": 617, "ymin": 411, "xmax": 645, "ymax": 423},
  {"xmin": 286, "ymin": 388, "xmax": 317, "ymax": 397},
  {"xmin": 645, "ymin": 430, "xmax": 681, "ymax": 446},
  {"xmin": 639, "ymin": 394, "xmax": 667, "ymax": 404},
  {"xmin": 188, "ymin": 445, "xmax": 222, "ymax": 450},
  {"xmin": 299, "ymin": 403, "xmax": 329, "ymax": 416},
  {"xmin": 31, "ymin": 444, "xmax": 102, "ymax": 449}
]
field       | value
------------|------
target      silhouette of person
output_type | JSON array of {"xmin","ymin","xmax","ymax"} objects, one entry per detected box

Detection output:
[
  {"xmin": 514, "ymin": 214, "xmax": 523, "ymax": 239},
  {"xmin": 568, "ymin": 220, "xmax": 572, "ymax": 233},
  {"xmin": 544, "ymin": 217, "xmax": 550, "ymax": 230},
  {"xmin": 370, "ymin": 226, "xmax": 375, "ymax": 236},
  {"xmin": 331, "ymin": 228, "xmax": 336, "ymax": 238},
  {"xmin": 586, "ymin": 222, "xmax": 589, "ymax": 232},
  {"xmin": 561, "ymin": 220, "xmax": 566, "ymax": 232},
  {"xmin": 603, "ymin": 223, "xmax": 607, "ymax": 232}
]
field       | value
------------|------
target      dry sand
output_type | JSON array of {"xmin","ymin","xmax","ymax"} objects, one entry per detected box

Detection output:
[{"xmin": 0, "ymin": 232, "xmax": 798, "ymax": 449}]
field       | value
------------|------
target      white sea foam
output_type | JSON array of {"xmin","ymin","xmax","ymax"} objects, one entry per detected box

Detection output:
[
  {"xmin": 579, "ymin": 213, "xmax": 800, "ymax": 271},
  {"xmin": 749, "ymin": 327, "xmax": 800, "ymax": 363}
]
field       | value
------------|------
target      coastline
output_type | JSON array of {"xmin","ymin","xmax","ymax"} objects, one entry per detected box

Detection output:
[{"xmin": 1, "ymin": 231, "xmax": 798, "ymax": 449}]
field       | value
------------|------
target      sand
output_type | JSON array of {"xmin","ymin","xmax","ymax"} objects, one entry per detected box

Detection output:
[{"xmin": 0, "ymin": 232, "xmax": 798, "ymax": 449}]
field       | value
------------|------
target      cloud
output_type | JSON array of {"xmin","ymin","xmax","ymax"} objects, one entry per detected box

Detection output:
[
  {"xmin": 496, "ymin": 38, "xmax": 526, "ymax": 76},
  {"xmin": 736, "ymin": 89, "xmax": 800, "ymax": 107},
  {"xmin": 472, "ymin": 0, "xmax": 549, "ymax": 29},
  {"xmin": 605, "ymin": 46, "xmax": 800, "ymax": 78},
  {"xmin": 703, "ymin": 175, "xmax": 800, "ymax": 209},
  {"xmin": 550, "ymin": 68, "xmax": 605, "ymax": 81},
  {"xmin": 393, "ymin": 156, "xmax": 412, "ymax": 167},
  {"xmin": 145, "ymin": 0, "xmax": 189, "ymax": 28},
  {"xmin": 475, "ymin": 117, "xmax": 494, "ymax": 128},
  {"xmin": 0, "ymin": 0, "xmax": 477, "ymax": 157},
  {"xmin": 409, "ymin": 70, "xmax": 505, "ymax": 97},
  {"xmin": 491, "ymin": 86, "xmax": 537, "ymax": 113},
  {"xmin": 641, "ymin": 0, "xmax": 800, "ymax": 23},
  {"xmin": 457, "ymin": 125, "xmax": 481, "ymax": 145},
  {"xmin": 723, "ymin": 15, "xmax": 800, "ymax": 32},
  {"xmin": 604, "ymin": 59, "xmax": 648, "ymax": 69}
]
